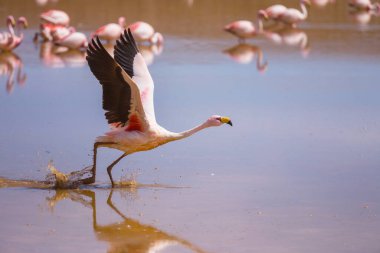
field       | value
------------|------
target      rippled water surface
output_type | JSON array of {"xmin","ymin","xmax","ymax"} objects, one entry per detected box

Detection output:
[{"xmin": 1, "ymin": 1, "xmax": 380, "ymax": 252}]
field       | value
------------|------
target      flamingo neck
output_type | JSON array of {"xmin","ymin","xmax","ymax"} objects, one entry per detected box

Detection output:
[
  {"xmin": 173, "ymin": 120, "xmax": 211, "ymax": 140},
  {"xmin": 7, "ymin": 20, "xmax": 15, "ymax": 36},
  {"xmin": 300, "ymin": 3, "xmax": 308, "ymax": 19}
]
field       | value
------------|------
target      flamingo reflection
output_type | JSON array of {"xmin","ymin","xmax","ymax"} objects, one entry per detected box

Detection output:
[
  {"xmin": 0, "ymin": 51, "xmax": 26, "ymax": 94},
  {"xmin": 47, "ymin": 189, "xmax": 207, "ymax": 253},
  {"xmin": 349, "ymin": 8, "xmax": 380, "ymax": 25},
  {"xmin": 223, "ymin": 43, "xmax": 268, "ymax": 73},
  {"xmin": 263, "ymin": 27, "xmax": 310, "ymax": 58},
  {"xmin": 38, "ymin": 41, "xmax": 86, "ymax": 68}
]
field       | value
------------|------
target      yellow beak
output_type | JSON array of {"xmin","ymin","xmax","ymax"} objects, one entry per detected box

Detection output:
[{"xmin": 220, "ymin": 116, "xmax": 233, "ymax": 126}]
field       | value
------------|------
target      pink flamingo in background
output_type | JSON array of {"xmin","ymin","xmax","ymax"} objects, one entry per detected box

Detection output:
[
  {"xmin": 40, "ymin": 10, "xmax": 70, "ymax": 26},
  {"xmin": 0, "ymin": 16, "xmax": 16, "ymax": 51},
  {"xmin": 36, "ymin": 23, "xmax": 72, "ymax": 41},
  {"xmin": 278, "ymin": 0, "xmax": 311, "ymax": 27},
  {"xmin": 92, "ymin": 17, "xmax": 126, "ymax": 42},
  {"xmin": 224, "ymin": 20, "xmax": 264, "ymax": 42},
  {"xmin": 258, "ymin": 4, "xmax": 288, "ymax": 24},
  {"xmin": 53, "ymin": 29, "xmax": 88, "ymax": 50},
  {"xmin": 35, "ymin": 10, "xmax": 71, "ymax": 42},
  {"xmin": 349, "ymin": 0, "xmax": 380, "ymax": 11},
  {"xmin": 0, "ymin": 16, "xmax": 28, "ymax": 52},
  {"xmin": 128, "ymin": 21, "xmax": 164, "ymax": 44}
]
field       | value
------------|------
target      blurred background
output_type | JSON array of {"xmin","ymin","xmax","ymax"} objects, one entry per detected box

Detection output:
[{"xmin": 0, "ymin": 1, "xmax": 380, "ymax": 253}]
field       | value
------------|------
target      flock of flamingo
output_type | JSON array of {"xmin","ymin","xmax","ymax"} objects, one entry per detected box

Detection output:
[
  {"xmin": 0, "ymin": 0, "xmax": 378, "ymax": 92},
  {"xmin": 225, "ymin": 0, "xmax": 379, "ymax": 41},
  {"xmin": 223, "ymin": 0, "xmax": 379, "ymax": 70}
]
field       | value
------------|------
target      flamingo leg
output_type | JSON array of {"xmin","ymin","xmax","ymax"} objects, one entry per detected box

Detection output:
[
  {"xmin": 107, "ymin": 153, "xmax": 127, "ymax": 187},
  {"xmin": 79, "ymin": 141, "xmax": 114, "ymax": 185}
]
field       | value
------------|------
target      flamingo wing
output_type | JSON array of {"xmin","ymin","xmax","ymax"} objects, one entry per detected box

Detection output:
[
  {"xmin": 114, "ymin": 29, "xmax": 157, "ymax": 125},
  {"xmin": 86, "ymin": 36, "xmax": 148, "ymax": 131}
]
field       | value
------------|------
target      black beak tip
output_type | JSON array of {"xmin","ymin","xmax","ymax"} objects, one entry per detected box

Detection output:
[{"xmin": 227, "ymin": 121, "xmax": 233, "ymax": 126}]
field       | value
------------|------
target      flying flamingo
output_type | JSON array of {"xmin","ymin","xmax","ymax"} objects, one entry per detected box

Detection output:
[
  {"xmin": 128, "ymin": 22, "xmax": 164, "ymax": 44},
  {"xmin": 40, "ymin": 9, "xmax": 70, "ymax": 26},
  {"xmin": 92, "ymin": 17, "xmax": 126, "ymax": 42},
  {"xmin": 278, "ymin": 0, "xmax": 311, "ymax": 27},
  {"xmin": 349, "ymin": 0, "xmax": 380, "ymax": 11},
  {"xmin": 224, "ymin": 20, "xmax": 264, "ymax": 42},
  {"xmin": 0, "ymin": 16, "xmax": 28, "ymax": 52},
  {"xmin": 85, "ymin": 29, "xmax": 232, "ymax": 186}
]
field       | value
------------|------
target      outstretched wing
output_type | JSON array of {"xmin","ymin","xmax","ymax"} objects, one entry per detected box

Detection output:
[
  {"xmin": 86, "ymin": 36, "xmax": 147, "ymax": 131},
  {"xmin": 114, "ymin": 29, "xmax": 157, "ymax": 125}
]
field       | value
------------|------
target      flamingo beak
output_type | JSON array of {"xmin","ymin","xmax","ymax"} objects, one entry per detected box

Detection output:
[{"xmin": 220, "ymin": 116, "xmax": 233, "ymax": 126}]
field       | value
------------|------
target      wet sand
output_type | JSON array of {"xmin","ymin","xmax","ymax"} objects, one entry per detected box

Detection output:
[{"xmin": 1, "ymin": 0, "xmax": 380, "ymax": 252}]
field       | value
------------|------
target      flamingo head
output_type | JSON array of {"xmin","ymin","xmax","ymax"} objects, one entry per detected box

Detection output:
[
  {"xmin": 151, "ymin": 32, "xmax": 164, "ymax": 44},
  {"xmin": 207, "ymin": 115, "xmax": 233, "ymax": 127},
  {"xmin": 301, "ymin": 0, "xmax": 311, "ymax": 7},
  {"xmin": 118, "ymin": 16, "xmax": 126, "ymax": 27},
  {"xmin": 6, "ymin": 16, "xmax": 16, "ymax": 27},
  {"xmin": 17, "ymin": 17, "xmax": 28, "ymax": 28},
  {"xmin": 258, "ymin": 10, "xmax": 269, "ymax": 20}
]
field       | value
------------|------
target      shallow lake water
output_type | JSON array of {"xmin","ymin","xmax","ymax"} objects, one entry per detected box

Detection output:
[{"xmin": 1, "ymin": 0, "xmax": 380, "ymax": 252}]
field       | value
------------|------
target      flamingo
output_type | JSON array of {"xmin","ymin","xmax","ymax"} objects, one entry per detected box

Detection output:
[
  {"xmin": 53, "ymin": 30, "xmax": 88, "ymax": 50},
  {"xmin": 35, "ymin": 23, "xmax": 74, "ymax": 42},
  {"xmin": 92, "ymin": 17, "xmax": 126, "ymax": 42},
  {"xmin": 0, "ymin": 16, "xmax": 28, "ymax": 52},
  {"xmin": 0, "ymin": 16, "xmax": 16, "ymax": 51},
  {"xmin": 224, "ymin": 20, "xmax": 264, "ymax": 42},
  {"xmin": 223, "ymin": 43, "xmax": 268, "ymax": 73},
  {"xmin": 278, "ymin": 0, "xmax": 311, "ymax": 27},
  {"xmin": 85, "ymin": 29, "xmax": 232, "ymax": 186},
  {"xmin": 40, "ymin": 9, "xmax": 70, "ymax": 26},
  {"xmin": 349, "ymin": 0, "xmax": 380, "ymax": 11},
  {"xmin": 128, "ymin": 21, "xmax": 164, "ymax": 44},
  {"xmin": 258, "ymin": 4, "xmax": 288, "ymax": 24}
]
